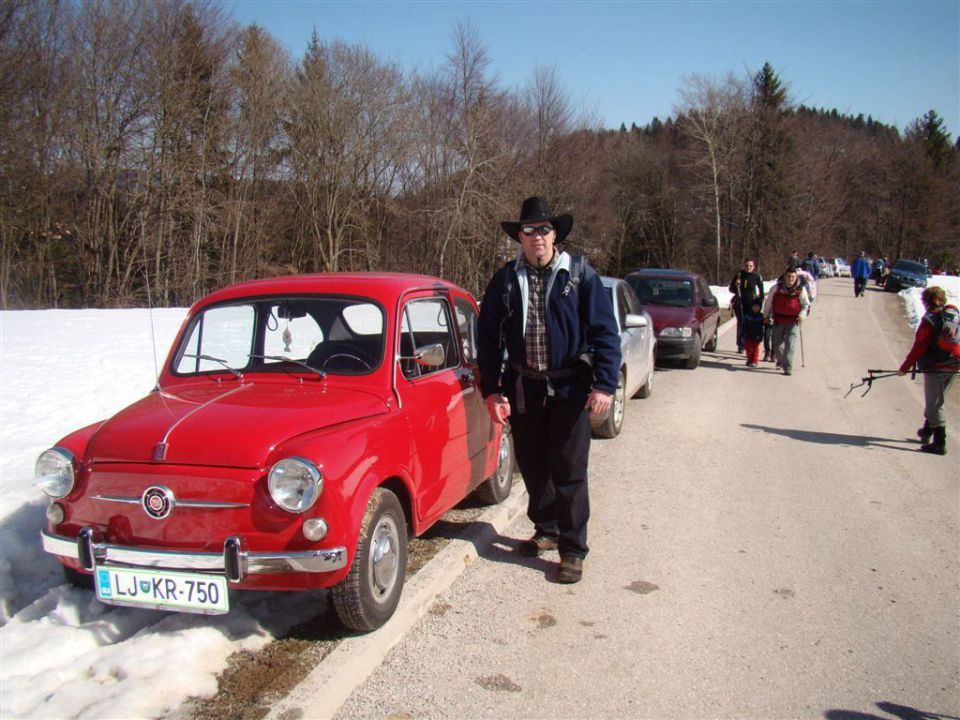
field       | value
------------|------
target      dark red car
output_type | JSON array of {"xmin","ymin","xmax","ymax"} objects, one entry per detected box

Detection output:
[
  {"xmin": 624, "ymin": 269, "xmax": 720, "ymax": 369},
  {"xmin": 36, "ymin": 273, "xmax": 513, "ymax": 631}
]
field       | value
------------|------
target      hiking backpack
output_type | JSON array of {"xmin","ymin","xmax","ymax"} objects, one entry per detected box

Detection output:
[{"xmin": 936, "ymin": 304, "xmax": 960, "ymax": 359}]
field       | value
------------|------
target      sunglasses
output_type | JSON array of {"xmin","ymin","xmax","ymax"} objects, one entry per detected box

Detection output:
[{"xmin": 520, "ymin": 225, "xmax": 554, "ymax": 237}]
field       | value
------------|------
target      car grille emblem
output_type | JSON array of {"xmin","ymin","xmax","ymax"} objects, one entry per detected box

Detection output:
[{"xmin": 142, "ymin": 485, "xmax": 175, "ymax": 520}]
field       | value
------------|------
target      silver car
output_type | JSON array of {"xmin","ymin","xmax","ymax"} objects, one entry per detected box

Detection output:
[{"xmin": 592, "ymin": 276, "xmax": 657, "ymax": 438}]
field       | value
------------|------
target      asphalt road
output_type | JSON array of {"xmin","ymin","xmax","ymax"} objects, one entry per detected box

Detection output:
[{"xmin": 333, "ymin": 278, "xmax": 959, "ymax": 720}]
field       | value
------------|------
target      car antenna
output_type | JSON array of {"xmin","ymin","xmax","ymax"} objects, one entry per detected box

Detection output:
[{"xmin": 142, "ymin": 237, "xmax": 161, "ymax": 387}]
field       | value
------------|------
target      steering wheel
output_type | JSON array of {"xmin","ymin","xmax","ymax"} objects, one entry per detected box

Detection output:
[{"xmin": 307, "ymin": 342, "xmax": 374, "ymax": 372}]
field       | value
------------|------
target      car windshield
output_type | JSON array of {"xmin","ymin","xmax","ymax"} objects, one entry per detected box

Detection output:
[
  {"xmin": 893, "ymin": 260, "xmax": 925, "ymax": 275},
  {"xmin": 173, "ymin": 296, "xmax": 385, "ymax": 376},
  {"xmin": 628, "ymin": 277, "xmax": 694, "ymax": 307}
]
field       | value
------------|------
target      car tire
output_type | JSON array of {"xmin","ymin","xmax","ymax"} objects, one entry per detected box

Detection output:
[
  {"xmin": 63, "ymin": 566, "xmax": 94, "ymax": 590},
  {"xmin": 474, "ymin": 426, "xmax": 514, "ymax": 505},
  {"xmin": 594, "ymin": 369, "xmax": 625, "ymax": 438},
  {"xmin": 635, "ymin": 364, "xmax": 653, "ymax": 398},
  {"xmin": 703, "ymin": 323, "xmax": 719, "ymax": 352},
  {"xmin": 684, "ymin": 334, "xmax": 702, "ymax": 369},
  {"xmin": 332, "ymin": 488, "xmax": 407, "ymax": 632}
]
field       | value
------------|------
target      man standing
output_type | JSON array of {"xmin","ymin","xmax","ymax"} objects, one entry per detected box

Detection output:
[
  {"xmin": 477, "ymin": 196, "xmax": 621, "ymax": 584},
  {"xmin": 851, "ymin": 251, "xmax": 872, "ymax": 297},
  {"xmin": 727, "ymin": 258, "xmax": 764, "ymax": 354},
  {"xmin": 762, "ymin": 267, "xmax": 810, "ymax": 376}
]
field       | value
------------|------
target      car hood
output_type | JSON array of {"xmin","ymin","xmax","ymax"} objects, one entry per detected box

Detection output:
[
  {"xmin": 642, "ymin": 303, "xmax": 696, "ymax": 333},
  {"xmin": 86, "ymin": 381, "xmax": 389, "ymax": 468}
]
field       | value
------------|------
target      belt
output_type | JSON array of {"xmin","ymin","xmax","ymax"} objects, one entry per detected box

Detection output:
[{"xmin": 508, "ymin": 361, "xmax": 577, "ymax": 414}]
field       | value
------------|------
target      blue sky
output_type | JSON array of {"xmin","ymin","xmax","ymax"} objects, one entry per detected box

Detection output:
[{"xmin": 228, "ymin": 0, "xmax": 960, "ymax": 138}]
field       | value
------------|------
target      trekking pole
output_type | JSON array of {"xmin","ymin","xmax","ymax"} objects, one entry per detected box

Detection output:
[
  {"xmin": 799, "ymin": 321, "xmax": 805, "ymax": 368},
  {"xmin": 843, "ymin": 367, "xmax": 960, "ymax": 399}
]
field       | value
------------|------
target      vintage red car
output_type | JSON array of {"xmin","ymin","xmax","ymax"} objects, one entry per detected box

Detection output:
[{"xmin": 36, "ymin": 273, "xmax": 514, "ymax": 631}]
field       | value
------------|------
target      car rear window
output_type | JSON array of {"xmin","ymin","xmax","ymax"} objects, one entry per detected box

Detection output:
[
  {"xmin": 893, "ymin": 260, "xmax": 925, "ymax": 274},
  {"xmin": 628, "ymin": 277, "xmax": 694, "ymax": 307}
]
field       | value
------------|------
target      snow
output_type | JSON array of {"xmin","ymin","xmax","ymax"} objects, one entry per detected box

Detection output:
[{"xmin": 1, "ymin": 275, "xmax": 958, "ymax": 718}]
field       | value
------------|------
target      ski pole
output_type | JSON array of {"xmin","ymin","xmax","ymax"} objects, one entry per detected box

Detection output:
[{"xmin": 799, "ymin": 322, "xmax": 805, "ymax": 368}]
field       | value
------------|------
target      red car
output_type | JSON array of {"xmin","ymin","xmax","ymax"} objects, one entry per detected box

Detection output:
[
  {"xmin": 36, "ymin": 273, "xmax": 514, "ymax": 631},
  {"xmin": 624, "ymin": 269, "xmax": 721, "ymax": 369}
]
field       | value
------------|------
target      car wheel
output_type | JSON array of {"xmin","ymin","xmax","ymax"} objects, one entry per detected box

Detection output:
[
  {"xmin": 474, "ymin": 426, "xmax": 514, "ymax": 505},
  {"xmin": 594, "ymin": 369, "xmax": 625, "ymax": 438},
  {"xmin": 684, "ymin": 335, "xmax": 702, "ymax": 369},
  {"xmin": 635, "ymin": 363, "xmax": 653, "ymax": 399},
  {"xmin": 63, "ymin": 566, "xmax": 94, "ymax": 590},
  {"xmin": 704, "ymin": 323, "xmax": 719, "ymax": 352},
  {"xmin": 332, "ymin": 488, "xmax": 407, "ymax": 632}
]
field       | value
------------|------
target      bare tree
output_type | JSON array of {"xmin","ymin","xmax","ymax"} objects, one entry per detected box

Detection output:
[{"xmin": 675, "ymin": 72, "xmax": 746, "ymax": 283}]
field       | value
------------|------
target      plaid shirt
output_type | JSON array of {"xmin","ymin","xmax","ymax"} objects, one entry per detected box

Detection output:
[{"xmin": 520, "ymin": 253, "xmax": 559, "ymax": 371}]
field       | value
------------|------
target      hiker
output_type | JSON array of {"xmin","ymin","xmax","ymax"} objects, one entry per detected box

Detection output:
[
  {"xmin": 762, "ymin": 267, "xmax": 810, "ymax": 376},
  {"xmin": 477, "ymin": 196, "xmax": 621, "ymax": 583},
  {"xmin": 801, "ymin": 251, "xmax": 820, "ymax": 279},
  {"xmin": 851, "ymin": 251, "xmax": 872, "ymax": 297},
  {"xmin": 897, "ymin": 286, "xmax": 960, "ymax": 455},
  {"xmin": 741, "ymin": 301, "xmax": 765, "ymax": 368},
  {"xmin": 727, "ymin": 258, "xmax": 764, "ymax": 353}
]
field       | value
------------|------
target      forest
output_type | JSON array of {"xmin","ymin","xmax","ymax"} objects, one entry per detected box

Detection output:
[{"xmin": 1, "ymin": 0, "xmax": 957, "ymax": 309}]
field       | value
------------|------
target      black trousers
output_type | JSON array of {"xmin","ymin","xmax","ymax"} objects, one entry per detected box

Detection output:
[
  {"xmin": 508, "ymin": 382, "xmax": 591, "ymax": 559},
  {"xmin": 854, "ymin": 277, "xmax": 867, "ymax": 296}
]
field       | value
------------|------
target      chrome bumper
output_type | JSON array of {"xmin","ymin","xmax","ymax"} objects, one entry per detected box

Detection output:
[{"xmin": 42, "ymin": 529, "xmax": 347, "ymax": 581}]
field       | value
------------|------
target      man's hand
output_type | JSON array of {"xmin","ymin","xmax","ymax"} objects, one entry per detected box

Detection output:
[
  {"xmin": 485, "ymin": 393, "xmax": 511, "ymax": 424},
  {"xmin": 586, "ymin": 389, "xmax": 613, "ymax": 417}
]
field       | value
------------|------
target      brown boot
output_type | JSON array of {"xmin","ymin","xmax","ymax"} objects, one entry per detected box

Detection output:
[
  {"xmin": 557, "ymin": 556, "xmax": 583, "ymax": 583},
  {"xmin": 518, "ymin": 534, "xmax": 559, "ymax": 557}
]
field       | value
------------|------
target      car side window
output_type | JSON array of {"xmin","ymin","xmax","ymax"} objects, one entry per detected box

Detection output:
[
  {"xmin": 615, "ymin": 285, "xmax": 628, "ymax": 328},
  {"xmin": 622, "ymin": 284, "xmax": 641, "ymax": 315},
  {"xmin": 399, "ymin": 297, "xmax": 459, "ymax": 379},
  {"xmin": 454, "ymin": 298, "xmax": 478, "ymax": 364}
]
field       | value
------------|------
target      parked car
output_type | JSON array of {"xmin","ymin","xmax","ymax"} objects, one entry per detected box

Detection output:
[
  {"xmin": 624, "ymin": 269, "xmax": 720, "ymax": 370},
  {"xmin": 834, "ymin": 258, "xmax": 851, "ymax": 277},
  {"xmin": 817, "ymin": 256, "xmax": 834, "ymax": 277},
  {"xmin": 884, "ymin": 259, "xmax": 929, "ymax": 292},
  {"xmin": 590, "ymin": 277, "xmax": 656, "ymax": 438},
  {"xmin": 36, "ymin": 273, "xmax": 514, "ymax": 631}
]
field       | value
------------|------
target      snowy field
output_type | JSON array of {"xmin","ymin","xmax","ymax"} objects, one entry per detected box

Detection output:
[{"xmin": 1, "ymin": 276, "xmax": 957, "ymax": 718}]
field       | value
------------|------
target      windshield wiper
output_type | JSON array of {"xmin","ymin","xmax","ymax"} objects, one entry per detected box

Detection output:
[
  {"xmin": 249, "ymin": 354, "xmax": 326, "ymax": 378},
  {"xmin": 181, "ymin": 353, "xmax": 243, "ymax": 378}
]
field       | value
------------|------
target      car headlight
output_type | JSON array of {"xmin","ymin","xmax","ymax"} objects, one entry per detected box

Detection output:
[
  {"xmin": 268, "ymin": 457, "xmax": 323, "ymax": 513},
  {"xmin": 659, "ymin": 326, "xmax": 693, "ymax": 338},
  {"xmin": 36, "ymin": 448, "xmax": 75, "ymax": 498}
]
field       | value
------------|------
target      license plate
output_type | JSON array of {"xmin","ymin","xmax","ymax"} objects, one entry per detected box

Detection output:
[{"xmin": 94, "ymin": 566, "xmax": 229, "ymax": 614}]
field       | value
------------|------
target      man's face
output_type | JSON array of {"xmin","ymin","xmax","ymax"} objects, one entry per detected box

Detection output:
[
  {"xmin": 519, "ymin": 222, "xmax": 556, "ymax": 268},
  {"xmin": 744, "ymin": 261, "xmax": 755, "ymax": 272},
  {"xmin": 784, "ymin": 270, "xmax": 798, "ymax": 287}
]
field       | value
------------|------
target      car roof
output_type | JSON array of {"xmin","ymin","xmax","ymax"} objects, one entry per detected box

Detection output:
[
  {"xmin": 626, "ymin": 268, "xmax": 697, "ymax": 279},
  {"xmin": 192, "ymin": 273, "xmax": 463, "ymax": 311},
  {"xmin": 599, "ymin": 275, "xmax": 624, "ymax": 288}
]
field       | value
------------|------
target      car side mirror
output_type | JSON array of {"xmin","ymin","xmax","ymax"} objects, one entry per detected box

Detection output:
[
  {"xmin": 702, "ymin": 296, "xmax": 719, "ymax": 308},
  {"xmin": 398, "ymin": 342, "xmax": 446, "ymax": 368},
  {"xmin": 624, "ymin": 313, "xmax": 648, "ymax": 329}
]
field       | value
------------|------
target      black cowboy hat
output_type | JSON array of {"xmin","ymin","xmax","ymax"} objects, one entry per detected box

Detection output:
[{"xmin": 501, "ymin": 196, "xmax": 574, "ymax": 242}]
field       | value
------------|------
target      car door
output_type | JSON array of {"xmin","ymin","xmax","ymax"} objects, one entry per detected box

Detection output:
[
  {"xmin": 620, "ymin": 282, "xmax": 651, "ymax": 397},
  {"xmin": 614, "ymin": 282, "xmax": 641, "ymax": 397},
  {"xmin": 452, "ymin": 295, "xmax": 496, "ymax": 490},
  {"xmin": 395, "ymin": 292, "xmax": 475, "ymax": 526},
  {"xmin": 697, "ymin": 277, "xmax": 719, "ymax": 337}
]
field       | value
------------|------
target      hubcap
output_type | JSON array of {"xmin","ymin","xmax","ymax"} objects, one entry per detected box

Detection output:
[
  {"xmin": 369, "ymin": 516, "xmax": 400, "ymax": 601},
  {"xmin": 495, "ymin": 431, "xmax": 511, "ymax": 488}
]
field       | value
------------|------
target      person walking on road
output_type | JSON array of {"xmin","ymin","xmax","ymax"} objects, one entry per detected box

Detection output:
[
  {"xmin": 851, "ymin": 251, "xmax": 872, "ymax": 297},
  {"xmin": 763, "ymin": 267, "xmax": 810, "ymax": 376},
  {"xmin": 741, "ymin": 301, "xmax": 765, "ymax": 368},
  {"xmin": 728, "ymin": 258, "xmax": 764, "ymax": 354},
  {"xmin": 898, "ymin": 286, "xmax": 960, "ymax": 455},
  {"xmin": 477, "ymin": 196, "xmax": 621, "ymax": 584}
]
